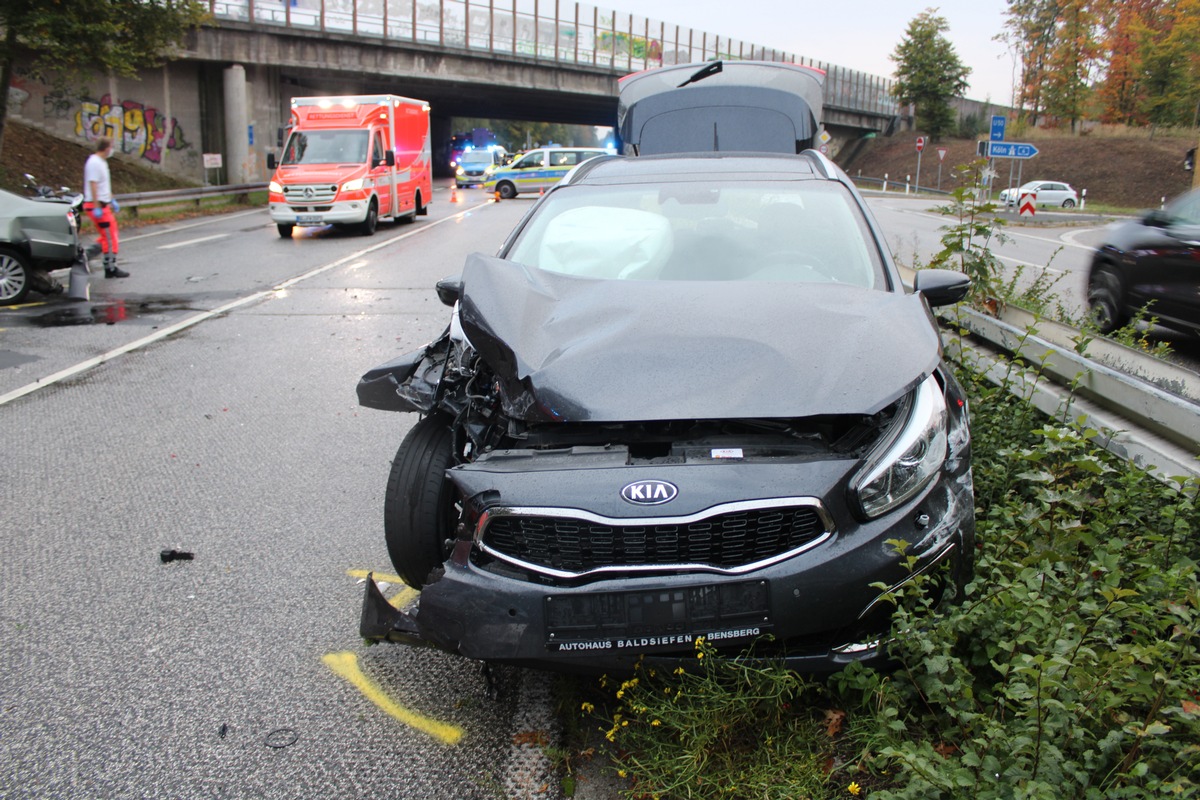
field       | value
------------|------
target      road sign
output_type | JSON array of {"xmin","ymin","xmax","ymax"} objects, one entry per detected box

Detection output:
[
  {"xmin": 990, "ymin": 115, "xmax": 1007, "ymax": 142},
  {"xmin": 1019, "ymin": 192, "xmax": 1037, "ymax": 217},
  {"xmin": 988, "ymin": 141, "xmax": 1039, "ymax": 159},
  {"xmin": 818, "ymin": 130, "xmax": 831, "ymax": 145},
  {"xmin": 936, "ymin": 146, "xmax": 948, "ymax": 162},
  {"xmin": 818, "ymin": 144, "xmax": 829, "ymax": 154},
  {"xmin": 916, "ymin": 136, "xmax": 926, "ymax": 152}
]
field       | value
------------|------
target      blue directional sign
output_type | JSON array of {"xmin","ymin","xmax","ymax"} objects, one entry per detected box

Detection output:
[
  {"xmin": 988, "ymin": 141, "xmax": 1039, "ymax": 159},
  {"xmin": 990, "ymin": 115, "xmax": 1006, "ymax": 142}
]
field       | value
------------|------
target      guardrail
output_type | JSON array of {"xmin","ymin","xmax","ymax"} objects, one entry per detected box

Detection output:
[
  {"xmin": 115, "ymin": 183, "xmax": 268, "ymax": 215},
  {"xmin": 942, "ymin": 300, "xmax": 1200, "ymax": 483}
]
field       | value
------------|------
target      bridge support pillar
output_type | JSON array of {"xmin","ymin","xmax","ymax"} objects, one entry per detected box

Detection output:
[{"xmin": 223, "ymin": 65, "xmax": 250, "ymax": 183}]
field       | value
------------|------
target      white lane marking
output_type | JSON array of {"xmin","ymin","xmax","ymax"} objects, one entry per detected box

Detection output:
[
  {"xmin": 886, "ymin": 206, "xmax": 1102, "ymax": 251},
  {"xmin": 0, "ymin": 200, "xmax": 495, "ymax": 407},
  {"xmin": 157, "ymin": 233, "xmax": 230, "ymax": 249},
  {"xmin": 122, "ymin": 208, "xmax": 266, "ymax": 242}
]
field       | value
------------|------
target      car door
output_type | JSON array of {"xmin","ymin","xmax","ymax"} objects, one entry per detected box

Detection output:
[
  {"xmin": 370, "ymin": 129, "xmax": 393, "ymax": 216},
  {"xmin": 514, "ymin": 150, "xmax": 547, "ymax": 192},
  {"xmin": 1138, "ymin": 191, "xmax": 1200, "ymax": 328},
  {"xmin": 545, "ymin": 150, "xmax": 580, "ymax": 187}
]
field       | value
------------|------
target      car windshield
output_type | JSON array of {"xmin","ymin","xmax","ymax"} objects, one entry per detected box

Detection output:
[
  {"xmin": 506, "ymin": 181, "xmax": 885, "ymax": 287},
  {"xmin": 281, "ymin": 130, "xmax": 369, "ymax": 165},
  {"xmin": 460, "ymin": 151, "xmax": 494, "ymax": 164}
]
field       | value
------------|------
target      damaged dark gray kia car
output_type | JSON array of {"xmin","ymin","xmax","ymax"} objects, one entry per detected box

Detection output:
[{"xmin": 356, "ymin": 61, "xmax": 975, "ymax": 674}]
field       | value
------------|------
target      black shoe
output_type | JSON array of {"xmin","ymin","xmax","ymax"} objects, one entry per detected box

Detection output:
[
  {"xmin": 104, "ymin": 267, "xmax": 130, "ymax": 279},
  {"xmin": 86, "ymin": 243, "xmax": 102, "ymax": 258}
]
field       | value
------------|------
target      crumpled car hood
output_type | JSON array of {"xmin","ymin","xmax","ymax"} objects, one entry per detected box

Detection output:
[{"xmin": 459, "ymin": 253, "xmax": 941, "ymax": 423}]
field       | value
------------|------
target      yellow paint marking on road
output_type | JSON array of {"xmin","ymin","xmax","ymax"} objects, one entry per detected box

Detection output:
[
  {"xmin": 347, "ymin": 568, "xmax": 403, "ymax": 583},
  {"xmin": 322, "ymin": 652, "xmax": 464, "ymax": 746},
  {"xmin": 346, "ymin": 569, "xmax": 419, "ymax": 609}
]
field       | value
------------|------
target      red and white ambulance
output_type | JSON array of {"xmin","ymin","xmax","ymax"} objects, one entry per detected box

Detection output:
[{"xmin": 267, "ymin": 95, "xmax": 432, "ymax": 238}]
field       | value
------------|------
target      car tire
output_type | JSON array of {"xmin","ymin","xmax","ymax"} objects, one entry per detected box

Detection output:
[
  {"xmin": 277, "ymin": 223, "xmax": 294, "ymax": 238},
  {"xmin": 384, "ymin": 414, "xmax": 459, "ymax": 589},
  {"xmin": 1087, "ymin": 264, "xmax": 1127, "ymax": 334},
  {"xmin": 1062, "ymin": 199, "xmax": 1076, "ymax": 208},
  {"xmin": 359, "ymin": 200, "xmax": 379, "ymax": 236},
  {"xmin": 416, "ymin": 191, "xmax": 428, "ymax": 216},
  {"xmin": 497, "ymin": 181, "xmax": 517, "ymax": 199},
  {"xmin": 0, "ymin": 248, "xmax": 32, "ymax": 306}
]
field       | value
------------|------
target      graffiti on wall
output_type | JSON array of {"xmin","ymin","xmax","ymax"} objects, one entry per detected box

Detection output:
[{"xmin": 75, "ymin": 94, "xmax": 191, "ymax": 164}]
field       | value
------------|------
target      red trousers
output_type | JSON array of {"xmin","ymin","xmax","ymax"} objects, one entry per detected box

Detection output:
[{"xmin": 83, "ymin": 202, "xmax": 119, "ymax": 255}]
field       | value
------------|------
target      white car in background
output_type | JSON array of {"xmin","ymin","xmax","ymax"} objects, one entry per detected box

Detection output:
[{"xmin": 999, "ymin": 180, "xmax": 1079, "ymax": 209}]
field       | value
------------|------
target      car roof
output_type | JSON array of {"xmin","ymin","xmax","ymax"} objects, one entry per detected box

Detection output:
[{"xmin": 564, "ymin": 151, "xmax": 837, "ymax": 186}]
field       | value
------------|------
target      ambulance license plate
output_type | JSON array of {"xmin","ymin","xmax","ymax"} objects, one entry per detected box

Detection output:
[{"xmin": 296, "ymin": 215, "xmax": 323, "ymax": 225}]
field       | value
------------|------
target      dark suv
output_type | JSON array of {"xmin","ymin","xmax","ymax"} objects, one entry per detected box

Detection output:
[
  {"xmin": 356, "ymin": 62, "xmax": 975, "ymax": 674},
  {"xmin": 1087, "ymin": 187, "xmax": 1200, "ymax": 334}
]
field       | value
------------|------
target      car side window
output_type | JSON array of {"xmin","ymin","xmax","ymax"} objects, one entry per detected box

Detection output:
[
  {"xmin": 518, "ymin": 152, "xmax": 545, "ymax": 169},
  {"xmin": 552, "ymin": 152, "xmax": 578, "ymax": 167},
  {"xmin": 1168, "ymin": 191, "xmax": 1200, "ymax": 224},
  {"xmin": 372, "ymin": 132, "xmax": 385, "ymax": 165}
]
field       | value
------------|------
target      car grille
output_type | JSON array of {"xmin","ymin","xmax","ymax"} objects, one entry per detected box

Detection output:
[
  {"xmin": 478, "ymin": 499, "xmax": 832, "ymax": 578},
  {"xmin": 282, "ymin": 184, "xmax": 338, "ymax": 204}
]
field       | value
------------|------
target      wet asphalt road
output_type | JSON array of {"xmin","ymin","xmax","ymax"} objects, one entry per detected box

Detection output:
[
  {"xmin": 2, "ymin": 189, "xmax": 1196, "ymax": 799},
  {"xmin": 0, "ymin": 187, "xmax": 561, "ymax": 799}
]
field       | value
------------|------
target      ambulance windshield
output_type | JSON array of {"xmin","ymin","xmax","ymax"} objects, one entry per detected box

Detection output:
[{"xmin": 281, "ymin": 130, "xmax": 370, "ymax": 165}]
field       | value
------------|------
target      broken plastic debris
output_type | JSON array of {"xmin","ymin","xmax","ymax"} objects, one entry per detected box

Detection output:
[{"xmin": 160, "ymin": 549, "xmax": 195, "ymax": 563}]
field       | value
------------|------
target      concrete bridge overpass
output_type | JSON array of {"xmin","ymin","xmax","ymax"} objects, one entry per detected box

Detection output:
[{"xmin": 7, "ymin": 0, "xmax": 899, "ymax": 182}]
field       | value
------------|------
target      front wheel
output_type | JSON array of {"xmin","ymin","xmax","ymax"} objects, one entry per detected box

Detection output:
[
  {"xmin": 359, "ymin": 200, "xmax": 379, "ymax": 236},
  {"xmin": 497, "ymin": 181, "xmax": 517, "ymax": 200},
  {"xmin": 1087, "ymin": 265, "xmax": 1126, "ymax": 334},
  {"xmin": 277, "ymin": 223, "xmax": 294, "ymax": 238},
  {"xmin": 415, "ymin": 191, "xmax": 428, "ymax": 216},
  {"xmin": 0, "ymin": 248, "xmax": 32, "ymax": 306},
  {"xmin": 383, "ymin": 415, "xmax": 459, "ymax": 589}
]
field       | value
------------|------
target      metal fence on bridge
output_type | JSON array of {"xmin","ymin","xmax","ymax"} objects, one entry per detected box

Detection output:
[{"xmin": 207, "ymin": 0, "xmax": 898, "ymax": 117}]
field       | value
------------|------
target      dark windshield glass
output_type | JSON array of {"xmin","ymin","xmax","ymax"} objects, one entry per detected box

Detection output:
[
  {"xmin": 281, "ymin": 130, "xmax": 369, "ymax": 165},
  {"xmin": 506, "ymin": 181, "xmax": 886, "ymax": 287}
]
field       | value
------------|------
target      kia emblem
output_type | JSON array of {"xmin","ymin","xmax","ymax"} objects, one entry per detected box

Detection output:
[{"xmin": 621, "ymin": 480, "xmax": 678, "ymax": 505}]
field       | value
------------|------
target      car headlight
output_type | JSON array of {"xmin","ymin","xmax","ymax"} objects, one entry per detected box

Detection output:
[
  {"xmin": 456, "ymin": 167, "xmax": 465, "ymax": 176},
  {"xmin": 269, "ymin": 180, "xmax": 283, "ymax": 194},
  {"xmin": 341, "ymin": 178, "xmax": 364, "ymax": 192},
  {"xmin": 484, "ymin": 165, "xmax": 496, "ymax": 175},
  {"xmin": 851, "ymin": 375, "xmax": 948, "ymax": 519}
]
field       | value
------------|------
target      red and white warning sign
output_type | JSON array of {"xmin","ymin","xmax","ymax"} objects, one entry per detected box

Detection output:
[
  {"xmin": 916, "ymin": 136, "xmax": 926, "ymax": 152},
  {"xmin": 1018, "ymin": 192, "xmax": 1037, "ymax": 217},
  {"xmin": 936, "ymin": 147, "xmax": 948, "ymax": 162}
]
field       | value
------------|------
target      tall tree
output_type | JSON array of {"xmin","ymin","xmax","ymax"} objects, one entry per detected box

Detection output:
[
  {"xmin": 0, "ymin": 0, "xmax": 208, "ymax": 158},
  {"xmin": 998, "ymin": 0, "xmax": 1061, "ymax": 125},
  {"xmin": 1094, "ymin": 0, "xmax": 1156, "ymax": 124},
  {"xmin": 890, "ymin": 8, "xmax": 971, "ymax": 141},
  {"xmin": 1041, "ymin": 0, "xmax": 1101, "ymax": 131},
  {"xmin": 1139, "ymin": 0, "xmax": 1200, "ymax": 127}
]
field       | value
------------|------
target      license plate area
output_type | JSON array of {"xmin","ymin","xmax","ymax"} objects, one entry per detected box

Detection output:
[
  {"xmin": 545, "ymin": 581, "xmax": 770, "ymax": 653},
  {"xmin": 295, "ymin": 214, "xmax": 323, "ymax": 225}
]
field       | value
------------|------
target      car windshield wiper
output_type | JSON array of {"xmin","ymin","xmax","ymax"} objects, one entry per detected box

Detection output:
[{"xmin": 676, "ymin": 60, "xmax": 723, "ymax": 88}]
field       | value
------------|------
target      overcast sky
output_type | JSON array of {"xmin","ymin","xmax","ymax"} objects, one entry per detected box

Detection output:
[{"xmin": 600, "ymin": 0, "xmax": 1017, "ymax": 105}]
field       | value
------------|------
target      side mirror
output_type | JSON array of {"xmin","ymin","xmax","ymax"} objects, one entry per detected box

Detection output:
[
  {"xmin": 276, "ymin": 127, "xmax": 285, "ymax": 147},
  {"xmin": 435, "ymin": 276, "xmax": 462, "ymax": 307},
  {"xmin": 386, "ymin": 150, "xmax": 396, "ymax": 167},
  {"xmin": 913, "ymin": 269, "xmax": 971, "ymax": 307},
  {"xmin": 1142, "ymin": 209, "xmax": 1170, "ymax": 228},
  {"xmin": 267, "ymin": 153, "xmax": 278, "ymax": 170}
]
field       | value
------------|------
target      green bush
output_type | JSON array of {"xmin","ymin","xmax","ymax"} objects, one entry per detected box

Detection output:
[{"xmin": 591, "ymin": 362, "xmax": 1200, "ymax": 799}]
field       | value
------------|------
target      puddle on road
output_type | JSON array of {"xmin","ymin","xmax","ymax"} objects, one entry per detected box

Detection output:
[{"xmin": 31, "ymin": 297, "xmax": 199, "ymax": 328}]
